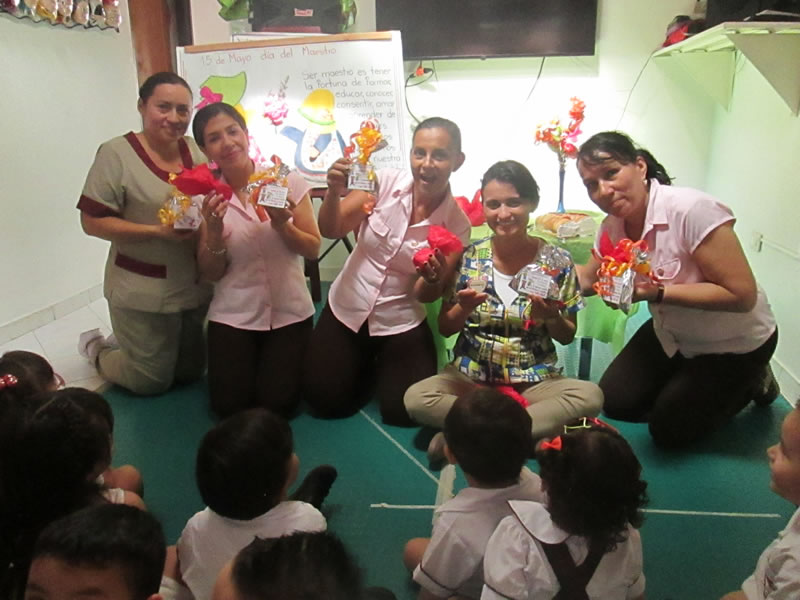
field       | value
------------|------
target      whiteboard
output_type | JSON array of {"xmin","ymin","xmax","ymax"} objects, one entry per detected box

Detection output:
[{"xmin": 177, "ymin": 32, "xmax": 407, "ymax": 185}]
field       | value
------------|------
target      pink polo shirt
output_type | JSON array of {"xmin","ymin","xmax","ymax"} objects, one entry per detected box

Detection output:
[
  {"xmin": 207, "ymin": 170, "xmax": 315, "ymax": 330},
  {"xmin": 597, "ymin": 180, "xmax": 775, "ymax": 358},
  {"xmin": 329, "ymin": 168, "xmax": 472, "ymax": 335}
]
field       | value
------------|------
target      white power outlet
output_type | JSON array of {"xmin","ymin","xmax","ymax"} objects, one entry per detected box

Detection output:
[{"xmin": 751, "ymin": 231, "xmax": 763, "ymax": 252}]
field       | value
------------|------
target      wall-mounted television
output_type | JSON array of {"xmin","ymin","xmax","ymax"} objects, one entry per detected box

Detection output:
[{"xmin": 375, "ymin": 0, "xmax": 598, "ymax": 60}]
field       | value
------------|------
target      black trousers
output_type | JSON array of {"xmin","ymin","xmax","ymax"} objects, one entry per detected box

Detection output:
[
  {"xmin": 303, "ymin": 303, "xmax": 437, "ymax": 426},
  {"xmin": 600, "ymin": 319, "xmax": 778, "ymax": 448},
  {"xmin": 207, "ymin": 317, "xmax": 313, "ymax": 419}
]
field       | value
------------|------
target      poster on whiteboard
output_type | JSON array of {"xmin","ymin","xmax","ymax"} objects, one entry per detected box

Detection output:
[{"xmin": 177, "ymin": 32, "xmax": 407, "ymax": 186}]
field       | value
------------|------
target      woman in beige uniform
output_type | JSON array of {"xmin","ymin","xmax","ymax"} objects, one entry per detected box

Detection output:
[{"xmin": 77, "ymin": 72, "xmax": 210, "ymax": 395}]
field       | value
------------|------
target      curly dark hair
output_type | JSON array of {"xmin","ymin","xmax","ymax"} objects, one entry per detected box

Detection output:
[
  {"xmin": 577, "ymin": 131, "xmax": 672, "ymax": 185},
  {"xmin": 536, "ymin": 426, "xmax": 648, "ymax": 553}
]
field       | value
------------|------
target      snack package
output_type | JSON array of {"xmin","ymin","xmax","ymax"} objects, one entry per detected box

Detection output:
[
  {"xmin": 344, "ymin": 118, "xmax": 386, "ymax": 192},
  {"xmin": 591, "ymin": 231, "xmax": 656, "ymax": 313},
  {"xmin": 535, "ymin": 211, "xmax": 597, "ymax": 238},
  {"xmin": 510, "ymin": 244, "xmax": 574, "ymax": 301},
  {"xmin": 158, "ymin": 192, "xmax": 202, "ymax": 231},
  {"xmin": 245, "ymin": 155, "xmax": 291, "ymax": 221},
  {"xmin": 159, "ymin": 165, "xmax": 233, "ymax": 231}
]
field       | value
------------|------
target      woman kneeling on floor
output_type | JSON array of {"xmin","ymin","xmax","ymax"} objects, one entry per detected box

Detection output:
[{"xmin": 404, "ymin": 160, "xmax": 603, "ymax": 460}]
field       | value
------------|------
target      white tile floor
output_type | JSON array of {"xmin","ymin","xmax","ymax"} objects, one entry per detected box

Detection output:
[{"xmin": 0, "ymin": 299, "xmax": 111, "ymax": 390}]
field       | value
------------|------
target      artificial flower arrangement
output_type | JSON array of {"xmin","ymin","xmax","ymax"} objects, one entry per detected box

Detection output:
[{"xmin": 534, "ymin": 97, "xmax": 586, "ymax": 213}]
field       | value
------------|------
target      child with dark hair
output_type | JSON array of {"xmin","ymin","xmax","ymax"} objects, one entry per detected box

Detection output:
[
  {"xmin": 403, "ymin": 388, "xmax": 544, "ymax": 600},
  {"xmin": 0, "ymin": 351, "xmax": 62, "ymax": 398},
  {"xmin": 59, "ymin": 387, "xmax": 145, "ymax": 503},
  {"xmin": 1, "ymin": 390, "xmax": 133, "ymax": 599},
  {"xmin": 0, "ymin": 351, "xmax": 61, "ymax": 522},
  {"xmin": 176, "ymin": 409, "xmax": 337, "ymax": 600},
  {"xmin": 24, "ymin": 504, "xmax": 165, "ymax": 600},
  {"xmin": 212, "ymin": 532, "xmax": 397, "ymax": 600},
  {"xmin": 722, "ymin": 404, "xmax": 800, "ymax": 600},
  {"xmin": 481, "ymin": 420, "xmax": 648, "ymax": 599}
]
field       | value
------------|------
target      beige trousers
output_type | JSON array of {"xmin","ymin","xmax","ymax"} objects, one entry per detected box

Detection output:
[
  {"xmin": 97, "ymin": 303, "xmax": 208, "ymax": 395},
  {"xmin": 404, "ymin": 365, "xmax": 604, "ymax": 440}
]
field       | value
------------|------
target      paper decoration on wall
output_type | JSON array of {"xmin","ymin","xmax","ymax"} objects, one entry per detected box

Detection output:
[{"xmin": 1, "ymin": 0, "xmax": 122, "ymax": 30}]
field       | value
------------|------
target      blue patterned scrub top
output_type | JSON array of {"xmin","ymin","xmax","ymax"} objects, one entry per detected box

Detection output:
[{"xmin": 448, "ymin": 236, "xmax": 584, "ymax": 384}]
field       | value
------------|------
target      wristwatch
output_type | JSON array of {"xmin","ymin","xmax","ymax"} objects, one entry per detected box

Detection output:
[{"xmin": 654, "ymin": 283, "xmax": 665, "ymax": 303}]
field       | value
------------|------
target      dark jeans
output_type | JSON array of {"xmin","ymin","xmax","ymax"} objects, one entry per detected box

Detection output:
[
  {"xmin": 207, "ymin": 317, "xmax": 313, "ymax": 419},
  {"xmin": 600, "ymin": 319, "xmax": 778, "ymax": 448},
  {"xmin": 303, "ymin": 303, "xmax": 437, "ymax": 426}
]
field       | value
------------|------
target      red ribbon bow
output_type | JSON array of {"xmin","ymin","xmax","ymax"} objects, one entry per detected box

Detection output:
[
  {"xmin": 195, "ymin": 86, "xmax": 223, "ymax": 110},
  {"xmin": 172, "ymin": 164, "xmax": 234, "ymax": 200},
  {"xmin": 540, "ymin": 436, "xmax": 562, "ymax": 451},
  {"xmin": 0, "ymin": 374, "xmax": 19, "ymax": 389}
]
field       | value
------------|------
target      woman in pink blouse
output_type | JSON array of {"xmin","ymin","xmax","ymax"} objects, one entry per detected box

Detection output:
[
  {"xmin": 577, "ymin": 131, "xmax": 778, "ymax": 448},
  {"xmin": 304, "ymin": 117, "xmax": 472, "ymax": 425},
  {"xmin": 192, "ymin": 103, "xmax": 321, "ymax": 418}
]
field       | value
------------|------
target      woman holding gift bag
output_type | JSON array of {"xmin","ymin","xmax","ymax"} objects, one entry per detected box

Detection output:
[
  {"xmin": 191, "ymin": 102, "xmax": 320, "ymax": 418},
  {"xmin": 304, "ymin": 117, "xmax": 472, "ymax": 426},
  {"xmin": 576, "ymin": 131, "xmax": 778, "ymax": 448},
  {"xmin": 404, "ymin": 160, "xmax": 603, "ymax": 459},
  {"xmin": 77, "ymin": 72, "xmax": 210, "ymax": 395}
]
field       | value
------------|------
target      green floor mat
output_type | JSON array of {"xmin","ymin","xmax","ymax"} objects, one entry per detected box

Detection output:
[
  {"xmin": 104, "ymin": 283, "xmax": 795, "ymax": 599},
  {"xmin": 105, "ymin": 381, "xmax": 793, "ymax": 600}
]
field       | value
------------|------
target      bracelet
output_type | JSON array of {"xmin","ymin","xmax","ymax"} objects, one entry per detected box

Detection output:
[
  {"xmin": 654, "ymin": 283, "xmax": 665, "ymax": 303},
  {"xmin": 205, "ymin": 244, "xmax": 227, "ymax": 256}
]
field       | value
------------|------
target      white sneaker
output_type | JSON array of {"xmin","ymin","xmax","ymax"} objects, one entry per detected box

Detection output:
[{"xmin": 78, "ymin": 328, "xmax": 107, "ymax": 363}]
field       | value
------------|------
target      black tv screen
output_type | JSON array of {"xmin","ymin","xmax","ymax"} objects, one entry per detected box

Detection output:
[{"xmin": 375, "ymin": 0, "xmax": 598, "ymax": 60}]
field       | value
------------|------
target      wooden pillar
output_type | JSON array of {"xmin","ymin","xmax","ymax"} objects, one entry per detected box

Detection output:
[{"xmin": 128, "ymin": 0, "xmax": 193, "ymax": 84}]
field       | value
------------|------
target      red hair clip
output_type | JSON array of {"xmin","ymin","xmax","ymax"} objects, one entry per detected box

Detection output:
[
  {"xmin": 0, "ymin": 374, "xmax": 19, "ymax": 389},
  {"xmin": 540, "ymin": 436, "xmax": 562, "ymax": 451}
]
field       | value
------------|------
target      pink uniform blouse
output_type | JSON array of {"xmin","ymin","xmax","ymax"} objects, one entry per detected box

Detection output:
[
  {"xmin": 329, "ymin": 168, "xmax": 472, "ymax": 335},
  {"xmin": 207, "ymin": 170, "xmax": 315, "ymax": 331},
  {"xmin": 597, "ymin": 180, "xmax": 775, "ymax": 358}
]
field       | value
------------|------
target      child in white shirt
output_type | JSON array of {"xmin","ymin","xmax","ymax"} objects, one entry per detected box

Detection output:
[
  {"xmin": 721, "ymin": 404, "xmax": 800, "ymax": 600},
  {"xmin": 403, "ymin": 388, "xmax": 545, "ymax": 599},
  {"xmin": 482, "ymin": 418, "xmax": 648, "ymax": 600},
  {"xmin": 173, "ymin": 408, "xmax": 337, "ymax": 600}
]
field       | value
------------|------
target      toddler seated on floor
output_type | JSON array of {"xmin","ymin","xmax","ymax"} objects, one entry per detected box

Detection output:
[
  {"xmin": 403, "ymin": 388, "xmax": 545, "ymax": 600},
  {"xmin": 166, "ymin": 408, "xmax": 337, "ymax": 600},
  {"xmin": 0, "ymin": 351, "xmax": 144, "ymax": 503},
  {"xmin": 721, "ymin": 403, "xmax": 800, "ymax": 600},
  {"xmin": 481, "ymin": 418, "xmax": 648, "ymax": 600},
  {"xmin": 212, "ymin": 531, "xmax": 397, "ymax": 600},
  {"xmin": 2, "ymin": 390, "xmax": 145, "ymax": 598},
  {"xmin": 24, "ymin": 504, "xmax": 165, "ymax": 600}
]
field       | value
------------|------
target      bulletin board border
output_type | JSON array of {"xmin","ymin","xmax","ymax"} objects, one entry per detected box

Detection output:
[{"xmin": 181, "ymin": 31, "xmax": 395, "ymax": 54}]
